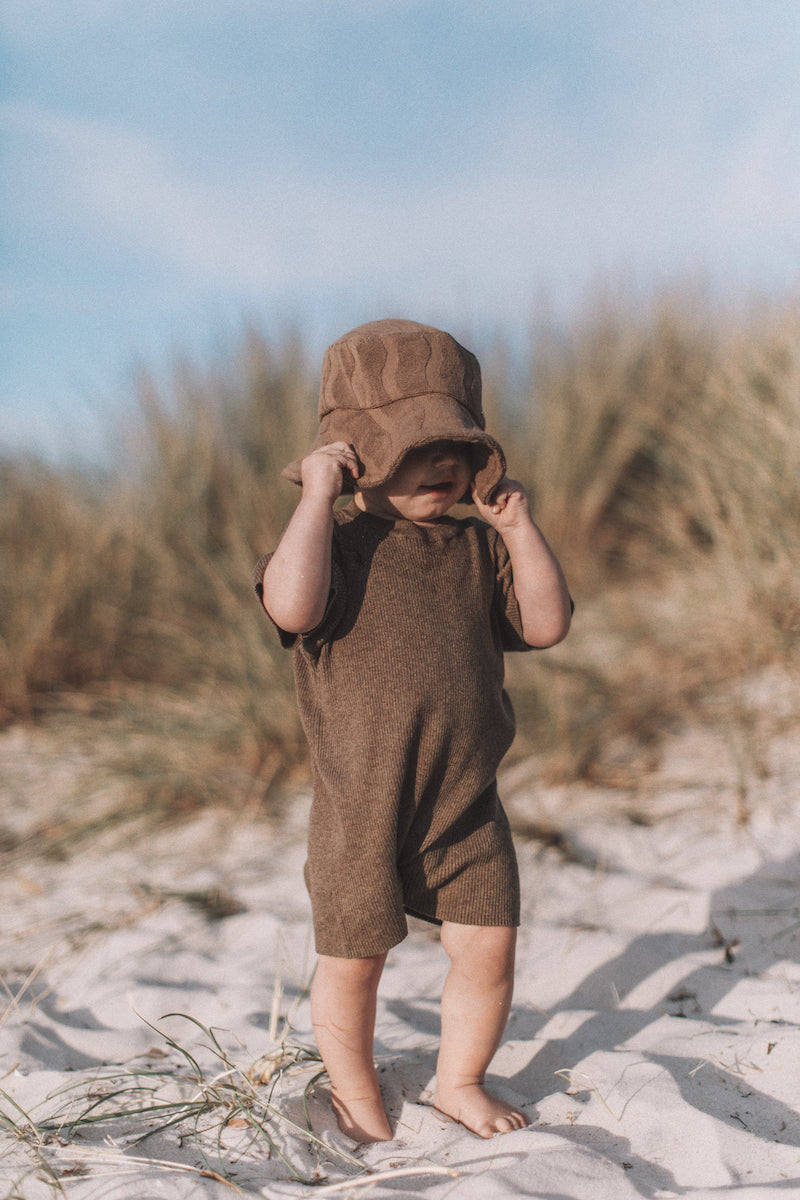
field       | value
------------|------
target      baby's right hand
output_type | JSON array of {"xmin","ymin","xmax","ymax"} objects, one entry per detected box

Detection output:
[{"xmin": 300, "ymin": 441, "xmax": 361, "ymax": 505}]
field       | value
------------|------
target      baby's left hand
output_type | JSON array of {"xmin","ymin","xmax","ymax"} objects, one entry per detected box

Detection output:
[{"xmin": 472, "ymin": 477, "xmax": 532, "ymax": 532}]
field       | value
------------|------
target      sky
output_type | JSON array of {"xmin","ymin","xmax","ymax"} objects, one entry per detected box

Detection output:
[{"xmin": 3, "ymin": 1, "xmax": 800, "ymax": 458}]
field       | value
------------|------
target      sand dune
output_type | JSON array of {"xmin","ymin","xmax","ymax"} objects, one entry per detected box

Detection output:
[{"xmin": 2, "ymin": 717, "xmax": 800, "ymax": 1198}]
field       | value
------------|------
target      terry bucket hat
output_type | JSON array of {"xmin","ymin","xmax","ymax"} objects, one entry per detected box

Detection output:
[{"xmin": 282, "ymin": 318, "xmax": 506, "ymax": 503}]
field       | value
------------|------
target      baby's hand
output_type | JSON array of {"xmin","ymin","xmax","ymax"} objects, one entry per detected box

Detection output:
[
  {"xmin": 472, "ymin": 477, "xmax": 533, "ymax": 532},
  {"xmin": 300, "ymin": 442, "xmax": 361, "ymax": 505}
]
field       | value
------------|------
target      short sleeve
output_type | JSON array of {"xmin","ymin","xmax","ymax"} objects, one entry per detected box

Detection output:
[
  {"xmin": 252, "ymin": 547, "xmax": 348, "ymax": 656},
  {"xmin": 489, "ymin": 529, "xmax": 534, "ymax": 653},
  {"xmin": 486, "ymin": 527, "xmax": 574, "ymax": 652},
  {"xmin": 253, "ymin": 552, "xmax": 297, "ymax": 648}
]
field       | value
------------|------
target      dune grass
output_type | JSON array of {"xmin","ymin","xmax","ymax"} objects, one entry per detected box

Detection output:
[
  {"xmin": 0, "ymin": 1005, "xmax": 459, "ymax": 1194},
  {"xmin": 1, "ymin": 295, "xmax": 799, "ymax": 816}
]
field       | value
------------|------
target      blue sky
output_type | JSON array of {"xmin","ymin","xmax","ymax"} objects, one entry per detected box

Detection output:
[{"xmin": 3, "ymin": 1, "xmax": 800, "ymax": 457}]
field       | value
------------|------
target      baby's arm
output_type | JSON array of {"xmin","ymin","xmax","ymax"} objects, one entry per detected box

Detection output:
[
  {"xmin": 473, "ymin": 478, "xmax": 572, "ymax": 648},
  {"xmin": 260, "ymin": 442, "xmax": 359, "ymax": 633}
]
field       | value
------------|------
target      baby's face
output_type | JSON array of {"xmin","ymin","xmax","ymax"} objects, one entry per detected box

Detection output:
[{"xmin": 354, "ymin": 441, "xmax": 473, "ymax": 525}]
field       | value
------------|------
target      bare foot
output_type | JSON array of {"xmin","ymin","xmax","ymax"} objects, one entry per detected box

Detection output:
[
  {"xmin": 433, "ymin": 1082, "xmax": 530, "ymax": 1138},
  {"xmin": 331, "ymin": 1088, "xmax": 393, "ymax": 1144}
]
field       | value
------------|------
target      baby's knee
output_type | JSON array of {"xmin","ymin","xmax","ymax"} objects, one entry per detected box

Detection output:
[
  {"xmin": 317, "ymin": 951, "xmax": 387, "ymax": 987},
  {"xmin": 441, "ymin": 923, "xmax": 516, "ymax": 981}
]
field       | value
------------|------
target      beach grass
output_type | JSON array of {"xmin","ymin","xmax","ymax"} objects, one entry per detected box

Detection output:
[
  {"xmin": 2, "ymin": 294, "xmax": 799, "ymax": 818},
  {"xmin": 0, "ymin": 1005, "xmax": 459, "ymax": 1195}
]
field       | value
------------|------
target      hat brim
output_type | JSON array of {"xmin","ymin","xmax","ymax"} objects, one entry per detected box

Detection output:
[{"xmin": 282, "ymin": 393, "xmax": 506, "ymax": 505}]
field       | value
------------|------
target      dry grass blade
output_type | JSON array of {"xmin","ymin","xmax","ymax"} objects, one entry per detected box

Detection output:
[
  {"xmin": 2, "ymin": 299, "xmax": 800, "ymax": 804},
  {"xmin": 311, "ymin": 1165, "xmax": 462, "ymax": 1194},
  {"xmin": 0, "ymin": 950, "xmax": 55, "ymax": 1032},
  {"xmin": 30, "ymin": 1009, "xmax": 364, "ymax": 1188},
  {"xmin": 554, "ymin": 1068, "xmax": 623, "ymax": 1121},
  {"xmin": 0, "ymin": 1088, "xmax": 68, "ymax": 1197}
]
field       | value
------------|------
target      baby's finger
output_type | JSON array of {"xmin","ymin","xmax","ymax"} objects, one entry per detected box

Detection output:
[
  {"xmin": 317, "ymin": 442, "xmax": 361, "ymax": 477},
  {"xmin": 487, "ymin": 480, "xmax": 512, "ymax": 506},
  {"xmin": 334, "ymin": 444, "xmax": 361, "ymax": 478},
  {"xmin": 493, "ymin": 478, "xmax": 528, "ymax": 509},
  {"xmin": 335, "ymin": 442, "xmax": 361, "ymax": 474},
  {"xmin": 471, "ymin": 483, "xmax": 503, "ymax": 517},
  {"xmin": 344, "ymin": 443, "xmax": 362, "ymax": 477}
]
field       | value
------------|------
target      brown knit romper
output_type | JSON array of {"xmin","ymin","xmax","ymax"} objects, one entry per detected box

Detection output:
[{"xmin": 255, "ymin": 502, "xmax": 533, "ymax": 958}]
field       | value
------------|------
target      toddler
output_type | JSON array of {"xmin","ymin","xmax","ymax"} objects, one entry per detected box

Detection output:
[{"xmin": 254, "ymin": 319, "xmax": 571, "ymax": 1143}]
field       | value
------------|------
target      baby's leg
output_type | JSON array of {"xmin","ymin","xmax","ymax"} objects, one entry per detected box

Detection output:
[
  {"xmin": 311, "ymin": 951, "xmax": 392, "ymax": 1143},
  {"xmin": 434, "ymin": 923, "xmax": 529, "ymax": 1138}
]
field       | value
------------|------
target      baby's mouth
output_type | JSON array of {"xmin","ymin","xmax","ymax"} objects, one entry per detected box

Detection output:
[{"xmin": 419, "ymin": 480, "xmax": 453, "ymax": 495}]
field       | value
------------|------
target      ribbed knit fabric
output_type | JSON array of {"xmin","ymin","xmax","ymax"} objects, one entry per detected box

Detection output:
[{"xmin": 254, "ymin": 502, "xmax": 533, "ymax": 958}]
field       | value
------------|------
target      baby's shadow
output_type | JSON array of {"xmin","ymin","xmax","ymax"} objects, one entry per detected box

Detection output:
[
  {"xmin": 383, "ymin": 851, "xmax": 800, "ymax": 1172},
  {"xmin": 509, "ymin": 850, "xmax": 800, "ymax": 1148}
]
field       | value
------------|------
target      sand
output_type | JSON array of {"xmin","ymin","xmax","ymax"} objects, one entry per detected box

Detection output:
[{"xmin": 2, "ymin": 709, "xmax": 800, "ymax": 1199}]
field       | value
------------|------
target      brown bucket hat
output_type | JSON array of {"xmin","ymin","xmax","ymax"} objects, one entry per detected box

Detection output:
[{"xmin": 282, "ymin": 318, "xmax": 506, "ymax": 503}]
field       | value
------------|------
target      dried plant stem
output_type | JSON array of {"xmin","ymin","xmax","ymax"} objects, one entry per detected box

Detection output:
[
  {"xmin": 312, "ymin": 1165, "xmax": 461, "ymax": 1194},
  {"xmin": 0, "ymin": 948, "xmax": 55, "ymax": 1031}
]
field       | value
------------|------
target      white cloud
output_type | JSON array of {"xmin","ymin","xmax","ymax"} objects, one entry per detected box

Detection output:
[
  {"xmin": 2, "ymin": 1, "xmax": 800, "ymax": 464},
  {"xmin": 4, "ymin": 0, "xmax": 800, "ymax": 446},
  {"xmin": 5, "ymin": 76, "xmax": 800, "ymax": 340},
  {"xmin": 3, "ymin": 102, "xmax": 286, "ymax": 285}
]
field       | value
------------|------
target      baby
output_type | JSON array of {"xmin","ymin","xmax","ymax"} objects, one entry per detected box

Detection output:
[{"xmin": 255, "ymin": 318, "xmax": 571, "ymax": 1143}]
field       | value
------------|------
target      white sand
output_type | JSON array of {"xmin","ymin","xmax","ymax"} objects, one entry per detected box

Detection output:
[{"xmin": 2, "ymin": 715, "xmax": 800, "ymax": 1198}]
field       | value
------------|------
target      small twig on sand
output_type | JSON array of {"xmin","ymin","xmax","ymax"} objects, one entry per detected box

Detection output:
[{"xmin": 312, "ymin": 1165, "xmax": 461, "ymax": 1194}]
